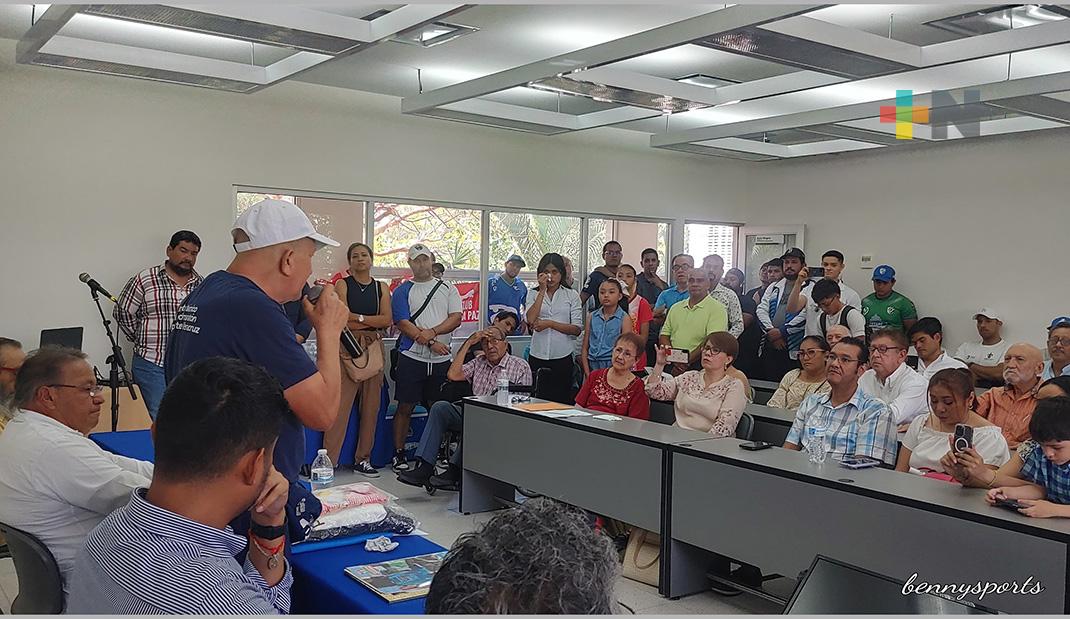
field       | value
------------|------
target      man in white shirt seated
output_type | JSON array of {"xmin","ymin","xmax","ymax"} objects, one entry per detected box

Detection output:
[
  {"xmin": 909, "ymin": 317, "xmax": 967, "ymax": 380},
  {"xmin": 954, "ymin": 308, "xmax": 1010, "ymax": 387},
  {"xmin": 858, "ymin": 328, "xmax": 929, "ymax": 429},
  {"xmin": 0, "ymin": 347, "xmax": 153, "ymax": 602}
]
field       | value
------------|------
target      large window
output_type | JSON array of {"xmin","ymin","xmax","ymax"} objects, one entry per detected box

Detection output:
[
  {"xmin": 683, "ymin": 222, "xmax": 738, "ymax": 270},
  {"xmin": 236, "ymin": 192, "xmax": 364, "ymax": 283},
  {"xmin": 489, "ymin": 211, "xmax": 582, "ymax": 286}
]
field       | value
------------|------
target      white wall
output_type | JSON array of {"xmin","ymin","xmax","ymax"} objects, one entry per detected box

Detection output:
[
  {"xmin": 0, "ymin": 39, "xmax": 749, "ymax": 366},
  {"xmin": 743, "ymin": 129, "xmax": 1070, "ymax": 353}
]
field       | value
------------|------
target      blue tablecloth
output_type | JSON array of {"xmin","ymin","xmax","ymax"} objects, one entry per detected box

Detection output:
[
  {"xmin": 90, "ymin": 429, "xmax": 155, "ymax": 461},
  {"xmin": 291, "ymin": 534, "xmax": 446, "ymax": 614},
  {"xmin": 89, "ymin": 428, "xmax": 442, "ymax": 614}
]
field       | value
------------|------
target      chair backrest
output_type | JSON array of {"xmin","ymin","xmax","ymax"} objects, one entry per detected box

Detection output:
[
  {"xmin": 531, "ymin": 367, "xmax": 553, "ymax": 401},
  {"xmin": 735, "ymin": 412, "xmax": 755, "ymax": 441},
  {"xmin": 439, "ymin": 379, "xmax": 474, "ymax": 404},
  {"xmin": 0, "ymin": 522, "xmax": 63, "ymax": 614}
]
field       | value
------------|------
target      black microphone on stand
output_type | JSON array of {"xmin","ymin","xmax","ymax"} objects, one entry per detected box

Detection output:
[
  {"xmin": 307, "ymin": 285, "xmax": 364, "ymax": 358},
  {"xmin": 79, "ymin": 273, "xmax": 118, "ymax": 303}
]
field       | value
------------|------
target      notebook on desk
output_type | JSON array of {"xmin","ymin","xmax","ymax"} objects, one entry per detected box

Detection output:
[
  {"xmin": 512, "ymin": 401, "xmax": 572, "ymax": 412},
  {"xmin": 344, "ymin": 551, "xmax": 447, "ymax": 603}
]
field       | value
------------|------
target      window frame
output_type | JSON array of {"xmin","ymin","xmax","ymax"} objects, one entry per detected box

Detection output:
[{"xmin": 235, "ymin": 184, "xmax": 687, "ymax": 339}]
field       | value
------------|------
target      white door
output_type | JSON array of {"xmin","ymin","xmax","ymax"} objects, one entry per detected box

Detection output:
[{"xmin": 737, "ymin": 226, "xmax": 806, "ymax": 291}]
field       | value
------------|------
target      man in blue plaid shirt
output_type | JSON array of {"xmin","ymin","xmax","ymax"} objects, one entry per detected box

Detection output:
[{"xmin": 784, "ymin": 337, "xmax": 898, "ymax": 464}]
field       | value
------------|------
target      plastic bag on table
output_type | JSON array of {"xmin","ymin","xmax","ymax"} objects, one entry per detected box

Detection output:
[
  {"xmin": 314, "ymin": 482, "xmax": 391, "ymax": 516},
  {"xmin": 305, "ymin": 502, "xmax": 420, "ymax": 542}
]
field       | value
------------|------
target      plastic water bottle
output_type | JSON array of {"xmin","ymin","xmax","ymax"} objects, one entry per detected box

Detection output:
[
  {"xmin": 496, "ymin": 376, "xmax": 510, "ymax": 406},
  {"xmin": 310, "ymin": 449, "xmax": 334, "ymax": 490},
  {"xmin": 806, "ymin": 426, "xmax": 828, "ymax": 464}
]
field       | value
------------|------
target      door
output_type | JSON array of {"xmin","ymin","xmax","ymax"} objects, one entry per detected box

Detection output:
[{"xmin": 737, "ymin": 226, "xmax": 806, "ymax": 292}]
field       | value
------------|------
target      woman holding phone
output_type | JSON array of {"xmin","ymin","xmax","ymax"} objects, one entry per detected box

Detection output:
[
  {"xmin": 526, "ymin": 253, "xmax": 584, "ymax": 404},
  {"xmin": 896, "ymin": 368, "xmax": 1009, "ymax": 477}
]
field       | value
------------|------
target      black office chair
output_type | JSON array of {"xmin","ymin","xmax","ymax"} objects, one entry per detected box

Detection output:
[
  {"xmin": 0, "ymin": 523, "xmax": 63, "ymax": 614},
  {"xmin": 734, "ymin": 412, "xmax": 755, "ymax": 441}
]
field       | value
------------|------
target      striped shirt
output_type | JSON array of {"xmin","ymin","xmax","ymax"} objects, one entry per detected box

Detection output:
[
  {"xmin": 786, "ymin": 387, "xmax": 898, "ymax": 464},
  {"xmin": 114, "ymin": 264, "xmax": 202, "ymax": 367},
  {"xmin": 463, "ymin": 353, "xmax": 532, "ymax": 396},
  {"xmin": 67, "ymin": 488, "xmax": 292, "ymax": 615}
]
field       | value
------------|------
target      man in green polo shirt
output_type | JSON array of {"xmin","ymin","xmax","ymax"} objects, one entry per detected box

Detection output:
[
  {"xmin": 861, "ymin": 264, "xmax": 918, "ymax": 337},
  {"xmin": 659, "ymin": 268, "xmax": 728, "ymax": 374}
]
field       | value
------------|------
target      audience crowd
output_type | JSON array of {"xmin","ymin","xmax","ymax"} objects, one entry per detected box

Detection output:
[{"xmin": 4, "ymin": 199, "xmax": 1069, "ymax": 614}]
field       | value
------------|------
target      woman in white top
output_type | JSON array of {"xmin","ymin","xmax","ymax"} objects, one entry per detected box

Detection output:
[
  {"xmin": 526, "ymin": 253, "xmax": 583, "ymax": 404},
  {"xmin": 896, "ymin": 368, "xmax": 1010, "ymax": 477},
  {"xmin": 645, "ymin": 331, "xmax": 747, "ymax": 437},
  {"xmin": 768, "ymin": 336, "xmax": 831, "ymax": 410}
]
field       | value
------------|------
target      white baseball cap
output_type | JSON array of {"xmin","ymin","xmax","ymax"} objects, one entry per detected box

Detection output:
[
  {"xmin": 232, "ymin": 199, "xmax": 339, "ymax": 253},
  {"xmin": 407, "ymin": 243, "xmax": 434, "ymax": 261},
  {"xmin": 973, "ymin": 307, "xmax": 1002, "ymax": 321}
]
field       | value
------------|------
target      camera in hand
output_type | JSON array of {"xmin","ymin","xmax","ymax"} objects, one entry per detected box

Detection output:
[{"xmin": 307, "ymin": 285, "xmax": 364, "ymax": 359}]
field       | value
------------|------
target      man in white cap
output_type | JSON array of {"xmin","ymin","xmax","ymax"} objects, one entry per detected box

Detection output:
[
  {"xmin": 389, "ymin": 243, "xmax": 462, "ymax": 471},
  {"xmin": 954, "ymin": 308, "xmax": 1011, "ymax": 387},
  {"xmin": 164, "ymin": 198, "xmax": 349, "ymax": 494}
]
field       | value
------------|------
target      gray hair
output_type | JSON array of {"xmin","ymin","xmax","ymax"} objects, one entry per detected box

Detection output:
[
  {"xmin": 426, "ymin": 497, "xmax": 620, "ymax": 614},
  {"xmin": 13, "ymin": 347, "xmax": 88, "ymax": 409}
]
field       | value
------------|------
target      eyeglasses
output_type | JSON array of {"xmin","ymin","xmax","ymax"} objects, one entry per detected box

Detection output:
[
  {"xmin": 868, "ymin": 345, "xmax": 904, "ymax": 356},
  {"xmin": 48, "ymin": 384, "xmax": 104, "ymax": 397},
  {"xmin": 798, "ymin": 348, "xmax": 825, "ymax": 358},
  {"xmin": 701, "ymin": 347, "xmax": 724, "ymax": 355},
  {"xmin": 510, "ymin": 395, "xmax": 531, "ymax": 404},
  {"xmin": 614, "ymin": 347, "xmax": 637, "ymax": 358},
  {"xmin": 825, "ymin": 353, "xmax": 860, "ymax": 365},
  {"xmin": 1049, "ymin": 337, "xmax": 1070, "ymax": 347},
  {"xmin": 671, "ymin": 263, "xmax": 690, "ymax": 270}
]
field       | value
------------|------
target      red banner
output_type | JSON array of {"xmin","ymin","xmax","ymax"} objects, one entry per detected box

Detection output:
[{"xmin": 455, "ymin": 282, "xmax": 480, "ymax": 323}]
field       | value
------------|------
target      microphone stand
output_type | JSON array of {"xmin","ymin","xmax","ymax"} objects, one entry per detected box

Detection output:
[{"xmin": 90, "ymin": 289, "xmax": 137, "ymax": 431}]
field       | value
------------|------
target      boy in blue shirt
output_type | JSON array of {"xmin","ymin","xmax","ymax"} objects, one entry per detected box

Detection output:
[
  {"xmin": 487, "ymin": 254, "xmax": 527, "ymax": 334},
  {"xmin": 985, "ymin": 397, "xmax": 1070, "ymax": 517}
]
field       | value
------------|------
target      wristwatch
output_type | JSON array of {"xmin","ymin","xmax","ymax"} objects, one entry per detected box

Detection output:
[
  {"xmin": 358, "ymin": 314, "xmax": 365, "ymax": 324},
  {"xmin": 250, "ymin": 522, "xmax": 287, "ymax": 540}
]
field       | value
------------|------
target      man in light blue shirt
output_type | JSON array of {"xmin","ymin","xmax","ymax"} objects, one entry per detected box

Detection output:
[
  {"xmin": 784, "ymin": 337, "xmax": 898, "ymax": 464},
  {"xmin": 488, "ymin": 254, "xmax": 528, "ymax": 334},
  {"xmin": 1043, "ymin": 317, "xmax": 1070, "ymax": 380},
  {"xmin": 653, "ymin": 253, "xmax": 693, "ymax": 322}
]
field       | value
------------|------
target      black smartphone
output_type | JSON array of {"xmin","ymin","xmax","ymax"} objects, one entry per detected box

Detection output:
[
  {"xmin": 808, "ymin": 266, "xmax": 826, "ymax": 279},
  {"xmin": 994, "ymin": 498, "xmax": 1027, "ymax": 512},
  {"xmin": 953, "ymin": 424, "xmax": 974, "ymax": 453},
  {"xmin": 740, "ymin": 441, "xmax": 775, "ymax": 451}
]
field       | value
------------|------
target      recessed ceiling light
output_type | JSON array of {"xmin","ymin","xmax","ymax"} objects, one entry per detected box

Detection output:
[
  {"xmin": 675, "ymin": 74, "xmax": 740, "ymax": 89},
  {"xmin": 392, "ymin": 21, "xmax": 478, "ymax": 48},
  {"xmin": 926, "ymin": 5, "xmax": 1070, "ymax": 37},
  {"xmin": 528, "ymin": 76, "xmax": 709, "ymax": 115}
]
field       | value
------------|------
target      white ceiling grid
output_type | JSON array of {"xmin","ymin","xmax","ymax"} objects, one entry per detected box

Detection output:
[{"xmin": 7, "ymin": 3, "xmax": 1070, "ymax": 160}]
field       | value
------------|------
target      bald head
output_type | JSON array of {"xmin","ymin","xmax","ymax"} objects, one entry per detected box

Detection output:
[
  {"xmin": 228, "ymin": 232, "xmax": 317, "ymax": 304},
  {"xmin": 1002, "ymin": 343, "xmax": 1044, "ymax": 388}
]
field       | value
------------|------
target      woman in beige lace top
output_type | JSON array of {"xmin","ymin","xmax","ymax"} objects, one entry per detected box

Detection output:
[
  {"xmin": 645, "ymin": 331, "xmax": 747, "ymax": 437},
  {"xmin": 767, "ymin": 336, "xmax": 831, "ymax": 410}
]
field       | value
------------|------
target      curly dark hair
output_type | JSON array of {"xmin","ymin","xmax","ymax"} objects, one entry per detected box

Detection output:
[{"xmin": 426, "ymin": 498, "xmax": 619, "ymax": 614}]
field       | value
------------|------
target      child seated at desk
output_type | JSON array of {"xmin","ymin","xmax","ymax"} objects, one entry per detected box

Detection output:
[{"xmin": 984, "ymin": 397, "xmax": 1070, "ymax": 518}]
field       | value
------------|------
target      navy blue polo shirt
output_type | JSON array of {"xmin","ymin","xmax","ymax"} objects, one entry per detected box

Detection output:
[{"xmin": 164, "ymin": 271, "xmax": 317, "ymax": 483}]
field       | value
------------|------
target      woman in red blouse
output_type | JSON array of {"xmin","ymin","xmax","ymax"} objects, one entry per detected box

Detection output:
[{"xmin": 575, "ymin": 332, "xmax": 650, "ymax": 420}]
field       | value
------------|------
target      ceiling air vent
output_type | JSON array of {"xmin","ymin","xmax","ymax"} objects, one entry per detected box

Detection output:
[
  {"xmin": 31, "ymin": 52, "xmax": 260, "ymax": 92},
  {"xmin": 528, "ymin": 76, "xmax": 709, "ymax": 114}
]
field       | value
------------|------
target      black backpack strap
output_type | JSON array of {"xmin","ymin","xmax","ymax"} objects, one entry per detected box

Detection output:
[
  {"xmin": 840, "ymin": 305, "xmax": 856, "ymax": 328},
  {"xmin": 410, "ymin": 279, "xmax": 445, "ymax": 323}
]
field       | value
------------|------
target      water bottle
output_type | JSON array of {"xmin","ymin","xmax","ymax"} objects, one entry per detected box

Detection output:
[
  {"xmin": 310, "ymin": 449, "xmax": 334, "ymax": 490},
  {"xmin": 496, "ymin": 376, "xmax": 510, "ymax": 406},
  {"xmin": 806, "ymin": 426, "xmax": 828, "ymax": 464}
]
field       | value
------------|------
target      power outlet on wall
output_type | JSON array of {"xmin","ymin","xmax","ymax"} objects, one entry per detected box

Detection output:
[{"xmin": 860, "ymin": 254, "xmax": 875, "ymax": 269}]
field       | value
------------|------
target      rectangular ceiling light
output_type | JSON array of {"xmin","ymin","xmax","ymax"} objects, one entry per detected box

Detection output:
[
  {"xmin": 80, "ymin": 5, "xmax": 363, "ymax": 54},
  {"xmin": 409, "ymin": 109, "xmax": 571, "ymax": 135},
  {"xmin": 31, "ymin": 51, "xmax": 260, "ymax": 92},
  {"xmin": 391, "ymin": 21, "xmax": 478, "ymax": 48},
  {"xmin": 675, "ymin": 74, "xmax": 740, "ymax": 89},
  {"xmin": 987, "ymin": 94, "xmax": 1070, "ymax": 123},
  {"xmin": 695, "ymin": 26, "xmax": 912, "ymax": 79},
  {"xmin": 804, "ymin": 123, "xmax": 911, "ymax": 146},
  {"xmin": 528, "ymin": 76, "xmax": 710, "ymax": 114},
  {"xmin": 738, "ymin": 128, "xmax": 838, "ymax": 145},
  {"xmin": 926, "ymin": 5, "xmax": 1070, "ymax": 37},
  {"xmin": 658, "ymin": 142, "xmax": 779, "ymax": 161}
]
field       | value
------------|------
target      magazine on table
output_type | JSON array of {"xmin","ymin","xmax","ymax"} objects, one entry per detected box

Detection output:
[{"xmin": 344, "ymin": 551, "xmax": 448, "ymax": 602}]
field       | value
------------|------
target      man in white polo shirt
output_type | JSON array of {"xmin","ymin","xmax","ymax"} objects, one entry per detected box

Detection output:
[
  {"xmin": 954, "ymin": 308, "xmax": 1011, "ymax": 387},
  {"xmin": 909, "ymin": 317, "xmax": 967, "ymax": 380},
  {"xmin": 858, "ymin": 328, "xmax": 929, "ymax": 429}
]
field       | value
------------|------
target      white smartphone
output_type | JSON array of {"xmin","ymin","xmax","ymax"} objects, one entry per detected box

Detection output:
[{"xmin": 667, "ymin": 348, "xmax": 689, "ymax": 364}]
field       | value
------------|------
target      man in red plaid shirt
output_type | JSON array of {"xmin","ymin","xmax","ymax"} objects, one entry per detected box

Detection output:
[{"xmin": 114, "ymin": 231, "xmax": 203, "ymax": 418}]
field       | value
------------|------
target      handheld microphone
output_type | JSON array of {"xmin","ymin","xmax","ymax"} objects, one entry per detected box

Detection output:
[
  {"xmin": 79, "ymin": 273, "xmax": 118, "ymax": 302},
  {"xmin": 307, "ymin": 285, "xmax": 364, "ymax": 359}
]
